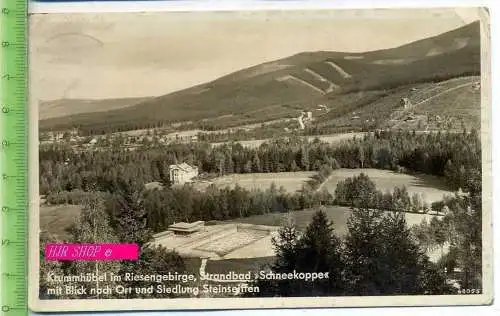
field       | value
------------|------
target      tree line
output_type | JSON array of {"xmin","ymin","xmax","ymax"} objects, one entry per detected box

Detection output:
[
  {"xmin": 40, "ymin": 130, "xmax": 480, "ymax": 198},
  {"xmin": 42, "ymin": 170, "xmax": 448, "ymax": 237}
]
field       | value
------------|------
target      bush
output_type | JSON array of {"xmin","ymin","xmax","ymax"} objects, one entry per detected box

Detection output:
[{"xmin": 334, "ymin": 173, "xmax": 377, "ymax": 207}]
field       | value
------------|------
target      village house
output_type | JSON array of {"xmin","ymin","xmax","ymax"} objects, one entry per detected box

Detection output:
[
  {"xmin": 401, "ymin": 97, "xmax": 412, "ymax": 109},
  {"xmin": 169, "ymin": 162, "xmax": 199, "ymax": 185}
]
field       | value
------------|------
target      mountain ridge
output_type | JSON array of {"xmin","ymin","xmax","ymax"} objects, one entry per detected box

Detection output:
[{"xmin": 39, "ymin": 21, "xmax": 481, "ymax": 134}]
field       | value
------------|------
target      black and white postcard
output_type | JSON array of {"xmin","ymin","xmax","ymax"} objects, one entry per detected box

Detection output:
[{"xmin": 28, "ymin": 7, "xmax": 492, "ymax": 311}]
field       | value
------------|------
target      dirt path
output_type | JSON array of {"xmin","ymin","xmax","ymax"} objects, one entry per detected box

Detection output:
[
  {"xmin": 413, "ymin": 82, "xmax": 475, "ymax": 107},
  {"xmin": 391, "ymin": 81, "xmax": 475, "ymax": 129},
  {"xmin": 316, "ymin": 173, "xmax": 335, "ymax": 192}
]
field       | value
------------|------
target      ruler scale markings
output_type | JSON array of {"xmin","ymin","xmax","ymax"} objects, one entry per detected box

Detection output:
[{"xmin": 0, "ymin": 0, "xmax": 28, "ymax": 314}]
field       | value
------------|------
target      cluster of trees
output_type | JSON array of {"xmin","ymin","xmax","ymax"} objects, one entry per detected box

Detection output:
[
  {"xmin": 140, "ymin": 182, "xmax": 331, "ymax": 233},
  {"xmin": 39, "ymin": 130, "xmax": 480, "ymax": 198},
  {"xmin": 42, "ymin": 171, "xmax": 449, "ymax": 241},
  {"xmin": 247, "ymin": 208, "xmax": 453, "ymax": 297},
  {"xmin": 411, "ymin": 191, "xmax": 482, "ymax": 289},
  {"xmin": 42, "ymin": 181, "xmax": 334, "ymax": 235},
  {"xmin": 334, "ymin": 173, "xmax": 434, "ymax": 214},
  {"xmin": 412, "ymin": 216, "xmax": 448, "ymax": 253}
]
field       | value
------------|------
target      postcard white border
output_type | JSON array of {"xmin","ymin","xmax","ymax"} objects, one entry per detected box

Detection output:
[
  {"xmin": 27, "ymin": 2, "xmax": 495, "ymax": 313},
  {"xmin": 27, "ymin": 0, "xmax": 499, "ymax": 13}
]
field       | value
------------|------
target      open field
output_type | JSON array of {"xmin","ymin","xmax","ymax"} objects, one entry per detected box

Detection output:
[
  {"xmin": 193, "ymin": 171, "xmax": 317, "ymax": 192},
  {"xmin": 323, "ymin": 168, "xmax": 453, "ymax": 204},
  {"xmin": 231, "ymin": 206, "xmax": 440, "ymax": 237},
  {"xmin": 40, "ymin": 204, "xmax": 82, "ymax": 241}
]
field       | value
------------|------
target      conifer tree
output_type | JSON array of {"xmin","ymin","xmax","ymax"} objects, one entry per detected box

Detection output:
[
  {"xmin": 66, "ymin": 195, "xmax": 122, "ymax": 298},
  {"xmin": 358, "ymin": 145, "xmax": 365, "ymax": 168},
  {"xmin": 378, "ymin": 212, "xmax": 425, "ymax": 294},
  {"xmin": 344, "ymin": 207, "xmax": 452, "ymax": 295},
  {"xmin": 255, "ymin": 210, "xmax": 345, "ymax": 296},
  {"xmin": 112, "ymin": 180, "xmax": 152, "ymax": 247},
  {"xmin": 272, "ymin": 214, "xmax": 300, "ymax": 272},
  {"xmin": 299, "ymin": 145, "xmax": 310, "ymax": 171},
  {"xmin": 251, "ymin": 214, "xmax": 300, "ymax": 297},
  {"xmin": 295, "ymin": 209, "xmax": 345, "ymax": 295},
  {"xmin": 251, "ymin": 152, "xmax": 261, "ymax": 173},
  {"xmin": 343, "ymin": 207, "xmax": 385, "ymax": 295}
]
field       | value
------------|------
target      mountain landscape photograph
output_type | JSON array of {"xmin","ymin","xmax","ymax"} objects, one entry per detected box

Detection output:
[{"xmin": 30, "ymin": 8, "xmax": 491, "ymax": 310}]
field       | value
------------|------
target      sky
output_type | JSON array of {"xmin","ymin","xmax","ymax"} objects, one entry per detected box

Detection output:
[{"xmin": 29, "ymin": 8, "xmax": 482, "ymax": 101}]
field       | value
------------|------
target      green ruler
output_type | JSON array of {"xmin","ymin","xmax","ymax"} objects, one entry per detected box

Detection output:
[{"xmin": 0, "ymin": 0, "xmax": 28, "ymax": 315}]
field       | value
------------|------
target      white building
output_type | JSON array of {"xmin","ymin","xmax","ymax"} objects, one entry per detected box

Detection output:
[
  {"xmin": 169, "ymin": 163, "xmax": 199, "ymax": 185},
  {"xmin": 168, "ymin": 221, "xmax": 205, "ymax": 235},
  {"xmin": 297, "ymin": 115, "xmax": 305, "ymax": 130},
  {"xmin": 401, "ymin": 97, "xmax": 412, "ymax": 109}
]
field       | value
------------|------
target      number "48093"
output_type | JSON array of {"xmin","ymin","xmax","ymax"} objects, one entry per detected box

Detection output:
[{"xmin": 458, "ymin": 288, "xmax": 481, "ymax": 294}]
